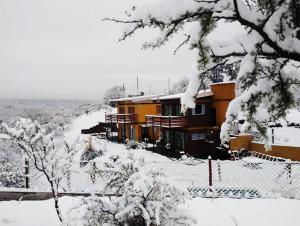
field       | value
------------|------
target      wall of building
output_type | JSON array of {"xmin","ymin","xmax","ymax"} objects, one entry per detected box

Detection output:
[
  {"xmin": 210, "ymin": 82, "xmax": 236, "ymax": 127},
  {"xmin": 250, "ymin": 142, "xmax": 300, "ymax": 161},
  {"xmin": 229, "ymin": 134, "xmax": 300, "ymax": 161},
  {"xmin": 116, "ymin": 102, "xmax": 161, "ymax": 142}
]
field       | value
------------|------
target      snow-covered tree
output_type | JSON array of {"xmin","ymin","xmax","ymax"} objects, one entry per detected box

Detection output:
[
  {"xmin": 105, "ymin": 0, "xmax": 300, "ymax": 141},
  {"xmin": 0, "ymin": 118, "xmax": 77, "ymax": 222},
  {"xmin": 103, "ymin": 85, "xmax": 126, "ymax": 106},
  {"xmin": 67, "ymin": 170, "xmax": 196, "ymax": 226},
  {"xmin": 170, "ymin": 77, "xmax": 190, "ymax": 94}
]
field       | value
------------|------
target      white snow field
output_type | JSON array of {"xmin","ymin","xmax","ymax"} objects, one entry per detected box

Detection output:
[
  {"xmin": 0, "ymin": 197, "xmax": 299, "ymax": 226},
  {"xmin": 1, "ymin": 110, "xmax": 300, "ymax": 225}
]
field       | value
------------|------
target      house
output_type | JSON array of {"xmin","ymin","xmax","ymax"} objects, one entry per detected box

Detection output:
[
  {"xmin": 105, "ymin": 94, "xmax": 164, "ymax": 143},
  {"xmin": 145, "ymin": 82, "xmax": 236, "ymax": 159}
]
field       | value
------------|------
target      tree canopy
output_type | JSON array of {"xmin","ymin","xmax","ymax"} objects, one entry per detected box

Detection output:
[{"xmin": 105, "ymin": 0, "xmax": 300, "ymax": 141}]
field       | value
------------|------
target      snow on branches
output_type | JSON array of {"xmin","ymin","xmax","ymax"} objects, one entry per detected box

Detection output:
[
  {"xmin": 105, "ymin": 0, "xmax": 300, "ymax": 141},
  {"xmin": 0, "ymin": 118, "xmax": 77, "ymax": 222},
  {"xmin": 67, "ymin": 169, "xmax": 196, "ymax": 226}
]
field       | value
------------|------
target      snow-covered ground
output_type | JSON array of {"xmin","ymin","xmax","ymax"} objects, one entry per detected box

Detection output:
[
  {"xmin": 0, "ymin": 197, "xmax": 299, "ymax": 226},
  {"xmin": 1, "ymin": 110, "xmax": 300, "ymax": 225}
]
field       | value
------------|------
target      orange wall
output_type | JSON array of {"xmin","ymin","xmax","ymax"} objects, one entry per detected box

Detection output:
[
  {"xmin": 229, "ymin": 135, "xmax": 253, "ymax": 151},
  {"xmin": 117, "ymin": 103, "xmax": 160, "ymax": 123},
  {"xmin": 117, "ymin": 102, "xmax": 161, "ymax": 141},
  {"xmin": 229, "ymin": 134, "xmax": 300, "ymax": 161},
  {"xmin": 250, "ymin": 142, "xmax": 300, "ymax": 161},
  {"xmin": 211, "ymin": 82, "xmax": 236, "ymax": 127}
]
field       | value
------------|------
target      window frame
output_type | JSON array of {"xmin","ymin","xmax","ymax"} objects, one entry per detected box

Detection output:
[
  {"xmin": 192, "ymin": 104, "xmax": 206, "ymax": 115},
  {"xmin": 191, "ymin": 133, "xmax": 206, "ymax": 141}
]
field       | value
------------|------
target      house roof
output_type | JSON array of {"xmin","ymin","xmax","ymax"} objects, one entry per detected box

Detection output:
[
  {"xmin": 109, "ymin": 94, "xmax": 164, "ymax": 103},
  {"xmin": 157, "ymin": 89, "xmax": 213, "ymax": 101}
]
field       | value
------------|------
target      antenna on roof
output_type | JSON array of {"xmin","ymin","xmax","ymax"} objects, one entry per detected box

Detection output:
[{"xmin": 136, "ymin": 76, "xmax": 139, "ymax": 95}]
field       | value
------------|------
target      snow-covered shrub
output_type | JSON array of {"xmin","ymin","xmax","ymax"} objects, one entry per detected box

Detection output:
[
  {"xmin": 0, "ymin": 118, "xmax": 77, "ymax": 222},
  {"xmin": 80, "ymin": 136, "xmax": 105, "ymax": 167},
  {"xmin": 67, "ymin": 170, "xmax": 196, "ymax": 226},
  {"xmin": 125, "ymin": 139, "xmax": 141, "ymax": 150},
  {"xmin": 0, "ymin": 160, "xmax": 24, "ymax": 188},
  {"xmin": 95, "ymin": 153, "xmax": 142, "ymax": 195}
]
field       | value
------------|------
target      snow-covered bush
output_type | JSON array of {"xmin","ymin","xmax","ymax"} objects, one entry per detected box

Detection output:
[
  {"xmin": 67, "ymin": 170, "xmax": 196, "ymax": 226},
  {"xmin": 95, "ymin": 153, "xmax": 142, "ymax": 195},
  {"xmin": 0, "ymin": 118, "xmax": 77, "ymax": 222},
  {"xmin": 0, "ymin": 160, "xmax": 24, "ymax": 188},
  {"xmin": 125, "ymin": 139, "xmax": 141, "ymax": 150},
  {"xmin": 80, "ymin": 136, "xmax": 105, "ymax": 167}
]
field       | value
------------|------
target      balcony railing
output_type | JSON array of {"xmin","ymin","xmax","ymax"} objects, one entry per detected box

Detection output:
[
  {"xmin": 105, "ymin": 113, "xmax": 137, "ymax": 124},
  {"xmin": 145, "ymin": 115, "xmax": 188, "ymax": 128}
]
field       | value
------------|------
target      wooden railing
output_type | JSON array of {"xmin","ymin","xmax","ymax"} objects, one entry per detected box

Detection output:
[
  {"xmin": 145, "ymin": 115, "xmax": 188, "ymax": 128},
  {"xmin": 105, "ymin": 113, "xmax": 137, "ymax": 124}
]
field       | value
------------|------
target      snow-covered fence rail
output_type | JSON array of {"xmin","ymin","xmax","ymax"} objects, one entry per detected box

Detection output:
[{"xmin": 1, "ymin": 158, "xmax": 300, "ymax": 199}]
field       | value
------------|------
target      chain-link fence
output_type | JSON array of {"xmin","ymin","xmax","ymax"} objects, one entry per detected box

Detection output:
[{"xmin": 1, "ymin": 158, "xmax": 300, "ymax": 199}]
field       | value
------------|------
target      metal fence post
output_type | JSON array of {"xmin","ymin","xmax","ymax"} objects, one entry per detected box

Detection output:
[
  {"xmin": 208, "ymin": 156, "xmax": 212, "ymax": 191},
  {"xmin": 217, "ymin": 159, "xmax": 222, "ymax": 182},
  {"xmin": 24, "ymin": 158, "xmax": 30, "ymax": 189},
  {"xmin": 272, "ymin": 128, "xmax": 274, "ymax": 144},
  {"xmin": 287, "ymin": 162, "xmax": 292, "ymax": 184}
]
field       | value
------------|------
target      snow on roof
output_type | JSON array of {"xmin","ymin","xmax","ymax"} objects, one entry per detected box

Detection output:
[
  {"xmin": 158, "ymin": 89, "xmax": 213, "ymax": 101},
  {"xmin": 209, "ymin": 81, "xmax": 236, "ymax": 86},
  {"xmin": 157, "ymin": 93, "xmax": 183, "ymax": 100},
  {"xmin": 110, "ymin": 94, "xmax": 164, "ymax": 103}
]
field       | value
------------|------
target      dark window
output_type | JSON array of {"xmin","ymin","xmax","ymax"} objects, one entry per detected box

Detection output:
[
  {"xmin": 128, "ymin": 107, "xmax": 135, "ymax": 114},
  {"xmin": 191, "ymin": 133, "xmax": 206, "ymax": 140},
  {"xmin": 119, "ymin": 107, "xmax": 125, "ymax": 114},
  {"xmin": 163, "ymin": 104, "xmax": 171, "ymax": 116},
  {"xmin": 192, "ymin": 104, "xmax": 205, "ymax": 115},
  {"xmin": 174, "ymin": 104, "xmax": 182, "ymax": 116}
]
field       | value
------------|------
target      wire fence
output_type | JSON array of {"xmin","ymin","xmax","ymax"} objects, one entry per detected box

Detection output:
[{"xmin": 1, "ymin": 158, "xmax": 300, "ymax": 199}]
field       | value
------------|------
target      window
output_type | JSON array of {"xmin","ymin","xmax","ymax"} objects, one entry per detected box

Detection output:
[
  {"xmin": 174, "ymin": 104, "xmax": 182, "ymax": 116},
  {"xmin": 192, "ymin": 104, "xmax": 205, "ymax": 115},
  {"xmin": 163, "ymin": 105, "xmax": 171, "ymax": 116},
  {"xmin": 119, "ymin": 107, "xmax": 125, "ymax": 114},
  {"xmin": 130, "ymin": 126, "xmax": 136, "ymax": 140},
  {"xmin": 191, "ymin": 133, "xmax": 206, "ymax": 140},
  {"xmin": 128, "ymin": 107, "xmax": 135, "ymax": 114}
]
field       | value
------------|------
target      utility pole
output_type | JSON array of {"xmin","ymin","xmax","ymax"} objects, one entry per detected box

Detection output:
[{"xmin": 168, "ymin": 78, "xmax": 170, "ymax": 94}]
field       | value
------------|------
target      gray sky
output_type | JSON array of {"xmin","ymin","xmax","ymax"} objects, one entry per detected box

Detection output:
[{"xmin": 0, "ymin": 0, "xmax": 241, "ymax": 100}]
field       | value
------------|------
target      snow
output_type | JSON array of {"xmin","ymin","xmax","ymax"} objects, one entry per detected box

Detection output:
[
  {"xmin": 267, "ymin": 127, "xmax": 300, "ymax": 146},
  {"xmin": 64, "ymin": 110, "xmax": 107, "ymax": 145},
  {"xmin": 110, "ymin": 94, "xmax": 164, "ymax": 103},
  {"xmin": 1, "ymin": 197, "xmax": 300, "ymax": 226},
  {"xmin": 159, "ymin": 90, "xmax": 212, "ymax": 101}
]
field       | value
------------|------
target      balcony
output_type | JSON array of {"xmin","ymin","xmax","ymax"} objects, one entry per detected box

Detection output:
[
  {"xmin": 105, "ymin": 113, "xmax": 137, "ymax": 124},
  {"xmin": 145, "ymin": 115, "xmax": 188, "ymax": 128}
]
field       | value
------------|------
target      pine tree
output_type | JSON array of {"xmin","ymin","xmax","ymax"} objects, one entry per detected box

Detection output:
[{"xmin": 104, "ymin": 0, "xmax": 300, "ymax": 141}]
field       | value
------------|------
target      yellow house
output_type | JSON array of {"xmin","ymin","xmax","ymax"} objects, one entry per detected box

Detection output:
[{"xmin": 105, "ymin": 94, "xmax": 163, "ymax": 142}]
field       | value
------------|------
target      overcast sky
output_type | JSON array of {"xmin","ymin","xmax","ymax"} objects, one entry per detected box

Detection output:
[{"xmin": 0, "ymin": 0, "xmax": 242, "ymax": 100}]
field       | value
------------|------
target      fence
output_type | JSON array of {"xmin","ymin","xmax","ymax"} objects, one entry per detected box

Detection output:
[{"xmin": 1, "ymin": 158, "xmax": 300, "ymax": 199}]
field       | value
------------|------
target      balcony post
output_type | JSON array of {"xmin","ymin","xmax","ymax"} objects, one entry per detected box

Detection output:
[
  {"xmin": 152, "ymin": 117, "xmax": 155, "ymax": 148},
  {"xmin": 169, "ymin": 115, "xmax": 171, "ymax": 128}
]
